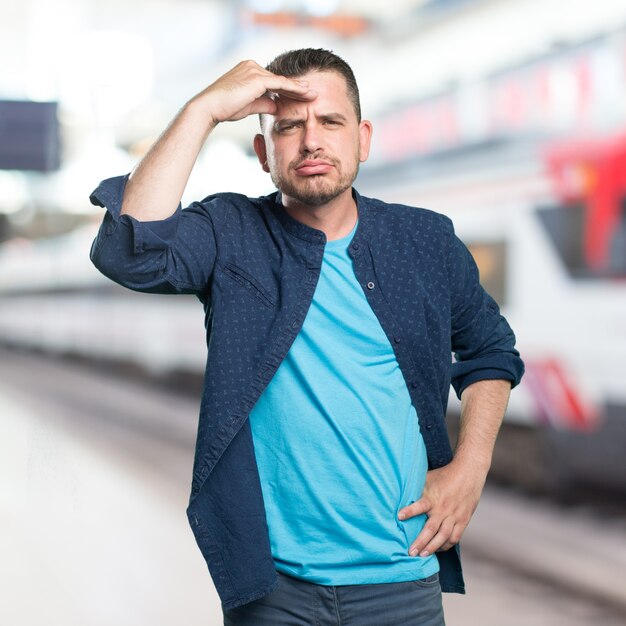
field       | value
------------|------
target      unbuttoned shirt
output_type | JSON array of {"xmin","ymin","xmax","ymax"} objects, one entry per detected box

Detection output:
[
  {"xmin": 89, "ymin": 174, "xmax": 525, "ymax": 611},
  {"xmin": 248, "ymin": 218, "xmax": 438, "ymax": 586}
]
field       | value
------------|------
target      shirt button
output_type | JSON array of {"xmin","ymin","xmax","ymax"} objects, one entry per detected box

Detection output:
[
  {"xmin": 366, "ymin": 281, "xmax": 375, "ymax": 289},
  {"xmin": 352, "ymin": 243, "xmax": 359, "ymax": 250},
  {"xmin": 411, "ymin": 381, "xmax": 418, "ymax": 388},
  {"xmin": 291, "ymin": 320, "xmax": 299, "ymax": 328},
  {"xmin": 393, "ymin": 336, "xmax": 401, "ymax": 343}
]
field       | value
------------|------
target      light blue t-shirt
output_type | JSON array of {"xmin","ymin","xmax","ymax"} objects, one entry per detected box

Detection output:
[{"xmin": 248, "ymin": 218, "xmax": 438, "ymax": 585}]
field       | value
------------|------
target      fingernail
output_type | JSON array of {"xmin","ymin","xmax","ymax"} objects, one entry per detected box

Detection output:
[
  {"xmin": 398, "ymin": 512, "xmax": 406, "ymax": 520},
  {"xmin": 420, "ymin": 551, "xmax": 430, "ymax": 557},
  {"xmin": 409, "ymin": 548, "xmax": 418, "ymax": 556}
]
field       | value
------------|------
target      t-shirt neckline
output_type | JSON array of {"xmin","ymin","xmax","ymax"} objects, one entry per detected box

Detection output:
[{"xmin": 325, "ymin": 219, "xmax": 359, "ymax": 251}]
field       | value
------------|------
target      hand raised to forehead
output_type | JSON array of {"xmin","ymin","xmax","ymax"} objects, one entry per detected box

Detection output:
[{"xmin": 193, "ymin": 60, "xmax": 317, "ymax": 127}]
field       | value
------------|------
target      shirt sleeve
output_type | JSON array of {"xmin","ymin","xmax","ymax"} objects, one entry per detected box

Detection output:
[
  {"xmin": 88, "ymin": 173, "xmax": 217, "ymax": 295},
  {"xmin": 445, "ymin": 222, "xmax": 525, "ymax": 399}
]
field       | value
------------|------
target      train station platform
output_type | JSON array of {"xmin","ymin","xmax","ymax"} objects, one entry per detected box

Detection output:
[{"xmin": 1, "ymin": 349, "xmax": 625, "ymax": 625}]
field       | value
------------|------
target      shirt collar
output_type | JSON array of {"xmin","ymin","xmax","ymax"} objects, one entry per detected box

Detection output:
[{"xmin": 269, "ymin": 187, "xmax": 372, "ymax": 245}]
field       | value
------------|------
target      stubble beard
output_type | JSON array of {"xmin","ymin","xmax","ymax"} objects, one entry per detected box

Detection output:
[{"xmin": 269, "ymin": 152, "xmax": 360, "ymax": 207}]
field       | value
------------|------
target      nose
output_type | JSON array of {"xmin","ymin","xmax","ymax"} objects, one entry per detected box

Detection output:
[{"xmin": 300, "ymin": 120, "xmax": 322, "ymax": 154}]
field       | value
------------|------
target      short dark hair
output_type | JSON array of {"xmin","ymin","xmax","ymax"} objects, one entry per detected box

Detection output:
[{"xmin": 260, "ymin": 48, "xmax": 361, "ymax": 128}]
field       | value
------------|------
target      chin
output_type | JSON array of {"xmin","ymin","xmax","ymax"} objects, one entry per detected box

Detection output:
[{"xmin": 277, "ymin": 177, "xmax": 353, "ymax": 208}]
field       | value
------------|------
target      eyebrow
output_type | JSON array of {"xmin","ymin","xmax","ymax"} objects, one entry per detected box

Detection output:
[
  {"xmin": 273, "ymin": 112, "xmax": 348, "ymax": 128},
  {"xmin": 320, "ymin": 113, "xmax": 348, "ymax": 123}
]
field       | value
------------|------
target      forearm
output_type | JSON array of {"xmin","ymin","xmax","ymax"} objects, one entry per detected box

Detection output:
[
  {"xmin": 454, "ymin": 378, "xmax": 512, "ymax": 474},
  {"xmin": 119, "ymin": 60, "xmax": 316, "ymax": 223},
  {"xmin": 120, "ymin": 96, "xmax": 217, "ymax": 221}
]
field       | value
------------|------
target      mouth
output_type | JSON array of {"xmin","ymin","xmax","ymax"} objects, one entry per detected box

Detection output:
[{"xmin": 294, "ymin": 160, "xmax": 335, "ymax": 176}]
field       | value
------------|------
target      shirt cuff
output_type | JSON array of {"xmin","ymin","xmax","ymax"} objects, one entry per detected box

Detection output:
[
  {"xmin": 451, "ymin": 353, "xmax": 525, "ymax": 399},
  {"xmin": 89, "ymin": 173, "xmax": 182, "ymax": 253}
]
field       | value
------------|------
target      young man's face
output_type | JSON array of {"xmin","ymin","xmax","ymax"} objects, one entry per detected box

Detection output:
[{"xmin": 254, "ymin": 70, "xmax": 372, "ymax": 208}]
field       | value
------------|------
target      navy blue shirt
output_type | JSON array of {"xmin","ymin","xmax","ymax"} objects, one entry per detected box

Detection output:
[{"xmin": 89, "ymin": 173, "xmax": 524, "ymax": 610}]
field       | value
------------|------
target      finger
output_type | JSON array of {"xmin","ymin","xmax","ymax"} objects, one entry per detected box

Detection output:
[
  {"xmin": 261, "ymin": 74, "xmax": 318, "ymax": 100},
  {"xmin": 413, "ymin": 518, "xmax": 456, "ymax": 557},
  {"xmin": 247, "ymin": 95, "xmax": 278, "ymax": 116},
  {"xmin": 271, "ymin": 87, "xmax": 318, "ymax": 102},
  {"xmin": 398, "ymin": 496, "xmax": 430, "ymax": 520},
  {"xmin": 408, "ymin": 517, "xmax": 441, "ymax": 556},
  {"xmin": 439, "ymin": 525, "xmax": 464, "ymax": 552}
]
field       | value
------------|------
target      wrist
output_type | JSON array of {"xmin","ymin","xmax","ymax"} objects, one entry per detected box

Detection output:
[
  {"xmin": 451, "ymin": 449, "xmax": 491, "ymax": 478},
  {"xmin": 184, "ymin": 94, "xmax": 220, "ymax": 130}
]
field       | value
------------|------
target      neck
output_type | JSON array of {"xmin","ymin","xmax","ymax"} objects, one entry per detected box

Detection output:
[{"xmin": 280, "ymin": 187, "xmax": 358, "ymax": 241}]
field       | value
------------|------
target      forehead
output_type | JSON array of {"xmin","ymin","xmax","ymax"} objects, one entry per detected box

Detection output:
[{"xmin": 272, "ymin": 70, "xmax": 354, "ymax": 119}]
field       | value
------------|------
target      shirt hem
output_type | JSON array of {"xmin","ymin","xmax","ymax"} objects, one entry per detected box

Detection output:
[{"xmin": 274, "ymin": 558, "xmax": 440, "ymax": 587}]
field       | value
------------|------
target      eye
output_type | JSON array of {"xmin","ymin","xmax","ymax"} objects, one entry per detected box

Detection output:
[{"xmin": 277, "ymin": 122, "xmax": 300, "ymax": 133}]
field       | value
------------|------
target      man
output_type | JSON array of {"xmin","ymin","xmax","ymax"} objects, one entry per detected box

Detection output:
[{"xmin": 89, "ymin": 48, "xmax": 524, "ymax": 625}]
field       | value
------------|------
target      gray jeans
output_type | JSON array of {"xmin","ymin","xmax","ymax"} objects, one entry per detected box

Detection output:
[{"xmin": 223, "ymin": 570, "xmax": 446, "ymax": 625}]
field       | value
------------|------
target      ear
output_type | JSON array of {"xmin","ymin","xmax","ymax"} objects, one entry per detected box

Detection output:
[
  {"xmin": 358, "ymin": 120, "xmax": 373, "ymax": 163},
  {"xmin": 253, "ymin": 134, "xmax": 270, "ymax": 173}
]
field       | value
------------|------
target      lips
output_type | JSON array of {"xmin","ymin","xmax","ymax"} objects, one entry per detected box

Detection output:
[{"xmin": 294, "ymin": 160, "xmax": 335, "ymax": 176}]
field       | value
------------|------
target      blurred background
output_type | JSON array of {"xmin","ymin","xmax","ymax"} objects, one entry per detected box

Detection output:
[{"xmin": 1, "ymin": 0, "xmax": 626, "ymax": 624}]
